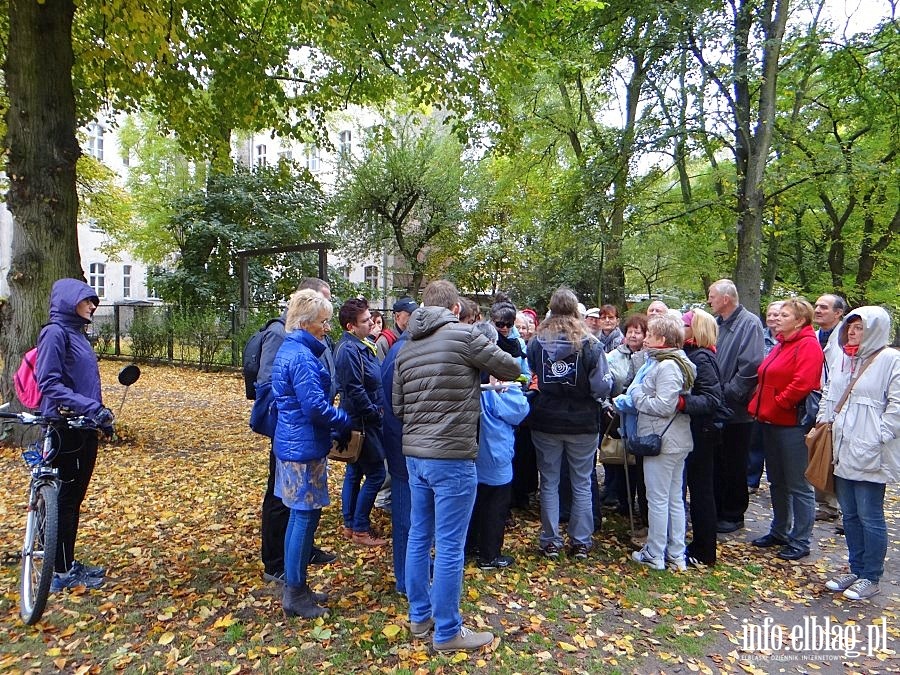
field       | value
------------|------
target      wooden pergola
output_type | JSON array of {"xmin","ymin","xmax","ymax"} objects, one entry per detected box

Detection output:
[{"xmin": 235, "ymin": 242, "xmax": 330, "ymax": 321}]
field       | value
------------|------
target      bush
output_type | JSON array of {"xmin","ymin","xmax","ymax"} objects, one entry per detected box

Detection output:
[{"xmin": 129, "ymin": 313, "xmax": 169, "ymax": 360}]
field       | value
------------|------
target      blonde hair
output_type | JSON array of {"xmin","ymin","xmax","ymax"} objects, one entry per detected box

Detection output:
[
  {"xmin": 781, "ymin": 297, "xmax": 815, "ymax": 327},
  {"xmin": 647, "ymin": 314, "xmax": 685, "ymax": 349},
  {"xmin": 285, "ymin": 288, "xmax": 332, "ymax": 333},
  {"xmin": 537, "ymin": 287, "xmax": 595, "ymax": 349},
  {"xmin": 689, "ymin": 307, "xmax": 718, "ymax": 349}
]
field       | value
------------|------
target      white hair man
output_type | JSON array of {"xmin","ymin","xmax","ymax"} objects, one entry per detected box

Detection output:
[{"xmin": 707, "ymin": 279, "xmax": 764, "ymax": 533}]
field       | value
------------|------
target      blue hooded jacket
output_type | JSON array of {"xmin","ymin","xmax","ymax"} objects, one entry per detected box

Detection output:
[{"xmin": 36, "ymin": 278, "xmax": 104, "ymax": 419}]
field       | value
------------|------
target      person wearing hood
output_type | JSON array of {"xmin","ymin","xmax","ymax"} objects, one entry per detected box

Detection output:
[
  {"xmin": 393, "ymin": 280, "xmax": 520, "ymax": 652},
  {"xmin": 819, "ymin": 306, "xmax": 899, "ymax": 601},
  {"xmin": 616, "ymin": 313, "xmax": 696, "ymax": 571},
  {"xmin": 527, "ymin": 288, "xmax": 613, "ymax": 560},
  {"xmin": 35, "ymin": 278, "xmax": 115, "ymax": 592},
  {"xmin": 748, "ymin": 298, "xmax": 823, "ymax": 562}
]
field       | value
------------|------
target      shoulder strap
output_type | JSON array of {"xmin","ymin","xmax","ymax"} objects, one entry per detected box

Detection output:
[{"xmin": 835, "ymin": 347, "xmax": 885, "ymax": 414}]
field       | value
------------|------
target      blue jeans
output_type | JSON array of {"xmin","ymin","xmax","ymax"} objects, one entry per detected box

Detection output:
[
  {"xmin": 405, "ymin": 457, "xmax": 477, "ymax": 644},
  {"xmin": 390, "ymin": 477, "xmax": 411, "ymax": 594},
  {"xmin": 533, "ymin": 431, "xmax": 599, "ymax": 548},
  {"xmin": 284, "ymin": 508, "xmax": 321, "ymax": 587},
  {"xmin": 835, "ymin": 477, "xmax": 887, "ymax": 582},
  {"xmin": 762, "ymin": 425, "xmax": 815, "ymax": 551},
  {"xmin": 342, "ymin": 458, "xmax": 386, "ymax": 532}
]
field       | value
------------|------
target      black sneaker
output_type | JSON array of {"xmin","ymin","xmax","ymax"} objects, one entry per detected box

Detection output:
[
  {"xmin": 568, "ymin": 543, "xmax": 589, "ymax": 560},
  {"xmin": 309, "ymin": 547, "xmax": 337, "ymax": 565},
  {"xmin": 72, "ymin": 560, "xmax": 106, "ymax": 578},
  {"xmin": 541, "ymin": 543, "xmax": 561, "ymax": 559},
  {"xmin": 263, "ymin": 570, "xmax": 286, "ymax": 584},
  {"xmin": 478, "ymin": 555, "xmax": 514, "ymax": 570}
]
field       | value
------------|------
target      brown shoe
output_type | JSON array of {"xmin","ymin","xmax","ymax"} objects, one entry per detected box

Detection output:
[
  {"xmin": 342, "ymin": 526, "xmax": 353, "ymax": 539},
  {"xmin": 351, "ymin": 530, "xmax": 387, "ymax": 547}
]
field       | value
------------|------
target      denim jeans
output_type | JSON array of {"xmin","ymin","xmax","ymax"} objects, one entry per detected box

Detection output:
[
  {"xmin": 532, "ymin": 431, "xmax": 599, "ymax": 548},
  {"xmin": 835, "ymin": 476, "xmax": 887, "ymax": 582},
  {"xmin": 643, "ymin": 449, "xmax": 690, "ymax": 562},
  {"xmin": 342, "ymin": 458, "xmax": 387, "ymax": 532},
  {"xmin": 762, "ymin": 425, "xmax": 815, "ymax": 551},
  {"xmin": 405, "ymin": 457, "xmax": 477, "ymax": 644},
  {"xmin": 284, "ymin": 508, "xmax": 321, "ymax": 587},
  {"xmin": 390, "ymin": 477, "xmax": 411, "ymax": 594}
]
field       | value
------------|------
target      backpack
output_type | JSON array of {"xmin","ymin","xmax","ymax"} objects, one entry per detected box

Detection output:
[
  {"xmin": 242, "ymin": 318, "xmax": 285, "ymax": 400},
  {"xmin": 14, "ymin": 323, "xmax": 69, "ymax": 410},
  {"xmin": 380, "ymin": 328, "xmax": 398, "ymax": 350}
]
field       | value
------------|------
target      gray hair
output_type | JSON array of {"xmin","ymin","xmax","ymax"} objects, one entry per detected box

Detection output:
[
  {"xmin": 285, "ymin": 288, "xmax": 332, "ymax": 332},
  {"xmin": 472, "ymin": 321, "xmax": 498, "ymax": 343},
  {"xmin": 711, "ymin": 278, "xmax": 739, "ymax": 303},
  {"xmin": 647, "ymin": 313, "xmax": 685, "ymax": 349}
]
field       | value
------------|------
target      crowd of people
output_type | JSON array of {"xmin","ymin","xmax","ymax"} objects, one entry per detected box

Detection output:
[{"xmin": 30, "ymin": 274, "xmax": 897, "ymax": 651}]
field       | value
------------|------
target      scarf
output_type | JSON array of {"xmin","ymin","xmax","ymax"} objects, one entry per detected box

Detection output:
[
  {"xmin": 496, "ymin": 332, "xmax": 524, "ymax": 359},
  {"xmin": 843, "ymin": 343, "xmax": 860, "ymax": 357},
  {"xmin": 648, "ymin": 347, "xmax": 696, "ymax": 391}
]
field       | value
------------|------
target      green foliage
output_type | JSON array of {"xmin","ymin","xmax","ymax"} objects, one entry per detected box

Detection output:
[
  {"xmin": 333, "ymin": 113, "xmax": 466, "ymax": 297},
  {"xmin": 128, "ymin": 312, "xmax": 169, "ymax": 360}
]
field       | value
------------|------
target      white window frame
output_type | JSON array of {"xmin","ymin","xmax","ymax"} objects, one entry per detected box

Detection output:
[
  {"xmin": 256, "ymin": 144, "xmax": 267, "ymax": 167},
  {"xmin": 86, "ymin": 122, "xmax": 104, "ymax": 161},
  {"xmin": 339, "ymin": 130, "xmax": 352, "ymax": 156},
  {"xmin": 122, "ymin": 264, "xmax": 132, "ymax": 299},
  {"xmin": 305, "ymin": 145, "xmax": 320, "ymax": 172},
  {"xmin": 89, "ymin": 262, "xmax": 106, "ymax": 298},
  {"xmin": 364, "ymin": 264, "xmax": 379, "ymax": 290}
]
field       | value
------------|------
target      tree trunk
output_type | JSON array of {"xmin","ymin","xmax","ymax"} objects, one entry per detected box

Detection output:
[
  {"xmin": 731, "ymin": 0, "xmax": 790, "ymax": 316},
  {"xmin": 1, "ymin": 0, "xmax": 82, "ymax": 404}
]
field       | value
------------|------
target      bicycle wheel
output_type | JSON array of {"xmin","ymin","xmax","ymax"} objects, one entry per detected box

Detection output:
[{"xmin": 20, "ymin": 482, "xmax": 58, "ymax": 625}]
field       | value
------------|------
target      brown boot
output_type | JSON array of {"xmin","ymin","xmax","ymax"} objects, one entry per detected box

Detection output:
[
  {"xmin": 351, "ymin": 530, "xmax": 387, "ymax": 547},
  {"xmin": 283, "ymin": 585, "xmax": 328, "ymax": 619}
]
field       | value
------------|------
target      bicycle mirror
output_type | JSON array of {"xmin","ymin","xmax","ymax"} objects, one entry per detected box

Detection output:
[{"xmin": 118, "ymin": 365, "xmax": 141, "ymax": 386}]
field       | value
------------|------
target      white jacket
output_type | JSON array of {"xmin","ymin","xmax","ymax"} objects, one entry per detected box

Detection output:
[{"xmin": 818, "ymin": 306, "xmax": 900, "ymax": 484}]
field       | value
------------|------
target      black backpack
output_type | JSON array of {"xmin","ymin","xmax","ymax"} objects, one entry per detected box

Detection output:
[{"xmin": 242, "ymin": 318, "xmax": 284, "ymax": 400}]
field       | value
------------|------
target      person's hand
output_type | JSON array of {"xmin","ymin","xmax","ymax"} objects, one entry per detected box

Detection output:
[
  {"xmin": 93, "ymin": 407, "xmax": 115, "ymax": 436},
  {"xmin": 332, "ymin": 426, "xmax": 351, "ymax": 448}
]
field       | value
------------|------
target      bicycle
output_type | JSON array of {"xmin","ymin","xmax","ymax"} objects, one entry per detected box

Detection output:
[
  {"xmin": 0, "ymin": 412, "xmax": 98, "ymax": 624},
  {"xmin": 0, "ymin": 363, "xmax": 140, "ymax": 625}
]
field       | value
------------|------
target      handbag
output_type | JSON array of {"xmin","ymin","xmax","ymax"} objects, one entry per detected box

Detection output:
[
  {"xmin": 804, "ymin": 348, "xmax": 883, "ymax": 492},
  {"xmin": 598, "ymin": 415, "xmax": 634, "ymax": 465},
  {"xmin": 625, "ymin": 415, "xmax": 677, "ymax": 458},
  {"xmin": 329, "ymin": 429, "xmax": 365, "ymax": 462},
  {"xmin": 796, "ymin": 389, "xmax": 821, "ymax": 430}
]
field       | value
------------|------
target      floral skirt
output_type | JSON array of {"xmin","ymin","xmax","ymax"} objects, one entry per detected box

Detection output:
[{"xmin": 275, "ymin": 457, "xmax": 330, "ymax": 510}]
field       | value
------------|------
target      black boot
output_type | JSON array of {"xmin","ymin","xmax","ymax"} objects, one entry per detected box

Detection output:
[
  {"xmin": 283, "ymin": 584, "xmax": 328, "ymax": 619},
  {"xmin": 306, "ymin": 584, "xmax": 328, "ymax": 604}
]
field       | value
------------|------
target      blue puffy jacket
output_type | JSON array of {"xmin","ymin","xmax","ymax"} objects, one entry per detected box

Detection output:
[
  {"xmin": 272, "ymin": 329, "xmax": 350, "ymax": 462},
  {"xmin": 36, "ymin": 278, "xmax": 104, "ymax": 419}
]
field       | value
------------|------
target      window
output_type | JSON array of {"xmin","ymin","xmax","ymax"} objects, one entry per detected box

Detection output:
[
  {"xmin": 256, "ymin": 144, "xmax": 267, "ymax": 167},
  {"xmin": 89, "ymin": 263, "xmax": 106, "ymax": 298},
  {"xmin": 122, "ymin": 265, "xmax": 132, "ymax": 299},
  {"xmin": 86, "ymin": 123, "xmax": 104, "ymax": 161},
  {"xmin": 339, "ymin": 130, "xmax": 352, "ymax": 156},
  {"xmin": 278, "ymin": 149, "xmax": 293, "ymax": 162},
  {"xmin": 305, "ymin": 146, "xmax": 320, "ymax": 172},
  {"xmin": 364, "ymin": 265, "xmax": 379, "ymax": 290}
]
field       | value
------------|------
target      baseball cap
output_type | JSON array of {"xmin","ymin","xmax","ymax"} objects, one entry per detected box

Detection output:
[
  {"xmin": 585, "ymin": 307, "xmax": 601, "ymax": 319},
  {"xmin": 393, "ymin": 297, "xmax": 418, "ymax": 314}
]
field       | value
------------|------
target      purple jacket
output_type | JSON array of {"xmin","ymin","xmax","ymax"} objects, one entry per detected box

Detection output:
[{"xmin": 36, "ymin": 279, "xmax": 104, "ymax": 418}]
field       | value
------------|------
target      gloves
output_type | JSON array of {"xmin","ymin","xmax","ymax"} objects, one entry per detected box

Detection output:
[
  {"xmin": 331, "ymin": 426, "xmax": 351, "ymax": 448},
  {"xmin": 94, "ymin": 407, "xmax": 115, "ymax": 435}
]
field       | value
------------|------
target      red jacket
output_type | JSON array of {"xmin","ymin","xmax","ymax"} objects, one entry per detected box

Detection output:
[{"xmin": 749, "ymin": 325, "xmax": 823, "ymax": 426}]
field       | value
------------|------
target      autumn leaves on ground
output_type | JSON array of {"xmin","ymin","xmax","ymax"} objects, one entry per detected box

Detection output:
[{"xmin": 0, "ymin": 361, "xmax": 894, "ymax": 674}]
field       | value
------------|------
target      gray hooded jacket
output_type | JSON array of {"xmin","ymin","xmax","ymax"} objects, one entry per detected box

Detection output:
[
  {"xmin": 392, "ymin": 306, "xmax": 521, "ymax": 460},
  {"xmin": 818, "ymin": 306, "xmax": 899, "ymax": 484}
]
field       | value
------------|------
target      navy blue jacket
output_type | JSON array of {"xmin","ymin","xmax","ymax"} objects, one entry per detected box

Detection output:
[
  {"xmin": 334, "ymin": 332, "xmax": 385, "ymax": 462},
  {"xmin": 36, "ymin": 279, "xmax": 104, "ymax": 419}
]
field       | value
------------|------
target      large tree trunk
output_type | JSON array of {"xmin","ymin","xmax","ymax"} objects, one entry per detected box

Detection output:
[
  {"xmin": 731, "ymin": 0, "xmax": 790, "ymax": 316},
  {"xmin": 1, "ymin": 0, "xmax": 82, "ymax": 404}
]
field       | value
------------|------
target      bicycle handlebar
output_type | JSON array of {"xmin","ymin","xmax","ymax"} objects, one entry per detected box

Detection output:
[{"xmin": 0, "ymin": 411, "xmax": 95, "ymax": 429}]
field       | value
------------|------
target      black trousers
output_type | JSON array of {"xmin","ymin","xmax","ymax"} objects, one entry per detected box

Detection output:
[
  {"xmin": 466, "ymin": 482, "xmax": 512, "ymax": 562},
  {"xmin": 686, "ymin": 430, "xmax": 719, "ymax": 565},
  {"xmin": 52, "ymin": 428, "xmax": 98, "ymax": 573},
  {"xmin": 261, "ymin": 448, "xmax": 290, "ymax": 575},
  {"xmin": 511, "ymin": 426, "xmax": 538, "ymax": 508},
  {"xmin": 714, "ymin": 422, "xmax": 753, "ymax": 524}
]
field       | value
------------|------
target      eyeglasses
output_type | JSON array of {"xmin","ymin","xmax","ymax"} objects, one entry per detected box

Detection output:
[{"xmin": 494, "ymin": 321, "xmax": 513, "ymax": 329}]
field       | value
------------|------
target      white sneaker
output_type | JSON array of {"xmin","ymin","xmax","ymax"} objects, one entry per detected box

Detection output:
[
  {"xmin": 666, "ymin": 556, "xmax": 688, "ymax": 572},
  {"xmin": 825, "ymin": 573, "xmax": 858, "ymax": 592},
  {"xmin": 843, "ymin": 578, "xmax": 879, "ymax": 600},
  {"xmin": 631, "ymin": 549, "xmax": 664, "ymax": 571}
]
